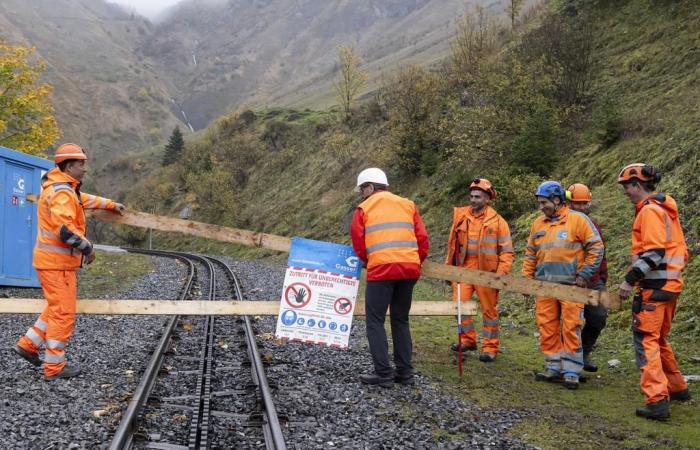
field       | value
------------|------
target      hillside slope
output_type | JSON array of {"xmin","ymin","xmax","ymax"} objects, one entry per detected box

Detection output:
[
  {"xmin": 141, "ymin": 0, "xmax": 510, "ymax": 128},
  {"xmin": 122, "ymin": 0, "xmax": 699, "ymax": 314},
  {"xmin": 0, "ymin": 0, "xmax": 183, "ymax": 164}
]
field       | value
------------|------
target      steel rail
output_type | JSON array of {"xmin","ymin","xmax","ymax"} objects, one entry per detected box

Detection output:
[
  {"xmin": 109, "ymin": 248, "xmax": 197, "ymax": 450},
  {"xmin": 183, "ymin": 254, "xmax": 216, "ymax": 450},
  {"xmin": 208, "ymin": 256, "xmax": 287, "ymax": 450}
]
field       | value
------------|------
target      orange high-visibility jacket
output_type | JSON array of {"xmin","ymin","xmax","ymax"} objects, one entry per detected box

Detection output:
[
  {"xmin": 445, "ymin": 206, "xmax": 514, "ymax": 274},
  {"xmin": 33, "ymin": 168, "xmax": 117, "ymax": 270},
  {"xmin": 625, "ymin": 193, "xmax": 688, "ymax": 296},
  {"xmin": 522, "ymin": 205, "xmax": 604, "ymax": 285},
  {"xmin": 351, "ymin": 191, "xmax": 429, "ymax": 281}
]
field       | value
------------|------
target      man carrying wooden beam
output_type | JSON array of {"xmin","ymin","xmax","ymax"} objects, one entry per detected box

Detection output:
[
  {"xmin": 13, "ymin": 143, "xmax": 124, "ymax": 380},
  {"xmin": 617, "ymin": 164, "xmax": 690, "ymax": 420},
  {"xmin": 445, "ymin": 178, "xmax": 513, "ymax": 362},
  {"xmin": 351, "ymin": 168, "xmax": 430, "ymax": 387},
  {"xmin": 523, "ymin": 181, "xmax": 604, "ymax": 390}
]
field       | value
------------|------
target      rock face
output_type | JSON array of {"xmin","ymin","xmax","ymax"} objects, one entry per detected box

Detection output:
[
  {"xmin": 0, "ymin": 0, "xmax": 182, "ymax": 162},
  {"xmin": 1, "ymin": 0, "xmax": 502, "ymax": 164},
  {"xmin": 142, "ymin": 0, "xmax": 467, "ymax": 129}
]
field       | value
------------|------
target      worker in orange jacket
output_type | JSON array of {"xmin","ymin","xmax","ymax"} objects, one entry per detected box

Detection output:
[
  {"xmin": 351, "ymin": 168, "xmax": 430, "ymax": 387},
  {"xmin": 566, "ymin": 183, "xmax": 609, "ymax": 372},
  {"xmin": 445, "ymin": 178, "xmax": 514, "ymax": 362},
  {"xmin": 523, "ymin": 181, "xmax": 604, "ymax": 390},
  {"xmin": 13, "ymin": 143, "xmax": 124, "ymax": 380},
  {"xmin": 617, "ymin": 164, "xmax": 690, "ymax": 420}
]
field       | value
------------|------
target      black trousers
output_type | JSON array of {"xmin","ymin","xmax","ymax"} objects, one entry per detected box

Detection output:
[
  {"xmin": 364, "ymin": 278, "xmax": 417, "ymax": 377},
  {"xmin": 582, "ymin": 281, "xmax": 608, "ymax": 354}
]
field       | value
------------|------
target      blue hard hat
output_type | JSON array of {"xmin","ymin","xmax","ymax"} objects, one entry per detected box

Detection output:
[{"xmin": 535, "ymin": 181, "xmax": 566, "ymax": 202}]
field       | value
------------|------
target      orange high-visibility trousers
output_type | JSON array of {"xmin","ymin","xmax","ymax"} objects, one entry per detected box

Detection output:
[
  {"xmin": 17, "ymin": 270, "xmax": 77, "ymax": 376},
  {"xmin": 633, "ymin": 290, "xmax": 688, "ymax": 404},
  {"xmin": 535, "ymin": 297, "xmax": 584, "ymax": 376},
  {"xmin": 454, "ymin": 283, "xmax": 500, "ymax": 353}
]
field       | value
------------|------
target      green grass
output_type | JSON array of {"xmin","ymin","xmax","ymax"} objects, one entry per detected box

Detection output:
[
  {"xmin": 410, "ymin": 292, "xmax": 700, "ymax": 449},
  {"xmin": 77, "ymin": 250, "xmax": 154, "ymax": 298}
]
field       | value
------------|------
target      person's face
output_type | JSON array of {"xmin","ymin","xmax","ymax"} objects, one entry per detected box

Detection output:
[
  {"xmin": 469, "ymin": 189, "xmax": 489, "ymax": 212},
  {"xmin": 537, "ymin": 196, "xmax": 560, "ymax": 218},
  {"xmin": 65, "ymin": 160, "xmax": 87, "ymax": 182},
  {"xmin": 358, "ymin": 183, "xmax": 375, "ymax": 200},
  {"xmin": 568, "ymin": 201, "xmax": 590, "ymax": 213},
  {"xmin": 622, "ymin": 181, "xmax": 645, "ymax": 204}
]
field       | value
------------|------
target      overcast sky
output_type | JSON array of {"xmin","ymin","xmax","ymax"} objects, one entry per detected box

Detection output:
[{"xmin": 110, "ymin": 0, "xmax": 183, "ymax": 20}]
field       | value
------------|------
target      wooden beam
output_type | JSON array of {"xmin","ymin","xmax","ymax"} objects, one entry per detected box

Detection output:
[
  {"xmin": 89, "ymin": 210, "xmax": 292, "ymax": 252},
  {"xmin": 421, "ymin": 261, "xmax": 621, "ymax": 310},
  {"xmin": 87, "ymin": 210, "xmax": 621, "ymax": 310},
  {"xmin": 0, "ymin": 299, "xmax": 476, "ymax": 316}
]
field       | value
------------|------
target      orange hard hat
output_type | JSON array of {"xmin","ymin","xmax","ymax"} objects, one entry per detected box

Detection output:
[
  {"xmin": 470, "ymin": 178, "xmax": 496, "ymax": 199},
  {"xmin": 54, "ymin": 143, "xmax": 88, "ymax": 164},
  {"xmin": 617, "ymin": 163, "xmax": 660, "ymax": 184},
  {"xmin": 566, "ymin": 183, "xmax": 592, "ymax": 202}
]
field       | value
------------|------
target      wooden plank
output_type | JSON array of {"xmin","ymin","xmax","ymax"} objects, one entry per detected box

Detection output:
[
  {"xmin": 0, "ymin": 299, "xmax": 476, "ymax": 316},
  {"xmin": 87, "ymin": 209, "xmax": 621, "ymax": 310},
  {"xmin": 422, "ymin": 261, "xmax": 621, "ymax": 310},
  {"xmin": 89, "ymin": 210, "xmax": 292, "ymax": 253}
]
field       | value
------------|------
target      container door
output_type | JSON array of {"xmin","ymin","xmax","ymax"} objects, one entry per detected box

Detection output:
[{"xmin": 3, "ymin": 162, "xmax": 34, "ymax": 279}]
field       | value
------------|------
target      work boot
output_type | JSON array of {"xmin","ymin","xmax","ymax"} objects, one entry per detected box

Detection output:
[
  {"xmin": 636, "ymin": 399, "xmax": 670, "ymax": 420},
  {"xmin": 670, "ymin": 389, "xmax": 691, "ymax": 402},
  {"xmin": 450, "ymin": 343, "xmax": 477, "ymax": 352},
  {"xmin": 534, "ymin": 370, "xmax": 562, "ymax": 383},
  {"xmin": 13, "ymin": 345, "xmax": 42, "ymax": 367},
  {"xmin": 583, "ymin": 352, "xmax": 598, "ymax": 372},
  {"xmin": 563, "ymin": 374, "xmax": 579, "ymax": 390},
  {"xmin": 45, "ymin": 364, "xmax": 81, "ymax": 381},
  {"xmin": 394, "ymin": 372, "xmax": 415, "ymax": 385},
  {"xmin": 479, "ymin": 352, "xmax": 496, "ymax": 362},
  {"xmin": 359, "ymin": 373, "xmax": 393, "ymax": 388}
]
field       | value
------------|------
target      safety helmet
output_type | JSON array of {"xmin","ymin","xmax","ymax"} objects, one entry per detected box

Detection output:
[
  {"xmin": 355, "ymin": 167, "xmax": 388, "ymax": 192},
  {"xmin": 535, "ymin": 181, "xmax": 566, "ymax": 202},
  {"xmin": 54, "ymin": 143, "xmax": 88, "ymax": 164},
  {"xmin": 470, "ymin": 178, "xmax": 497, "ymax": 199},
  {"xmin": 566, "ymin": 183, "xmax": 592, "ymax": 202},
  {"xmin": 617, "ymin": 163, "xmax": 661, "ymax": 184}
]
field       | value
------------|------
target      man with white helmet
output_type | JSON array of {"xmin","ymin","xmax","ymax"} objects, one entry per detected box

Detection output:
[{"xmin": 351, "ymin": 168, "xmax": 430, "ymax": 387}]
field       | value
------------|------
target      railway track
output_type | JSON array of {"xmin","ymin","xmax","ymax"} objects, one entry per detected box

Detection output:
[{"xmin": 108, "ymin": 249, "xmax": 286, "ymax": 450}]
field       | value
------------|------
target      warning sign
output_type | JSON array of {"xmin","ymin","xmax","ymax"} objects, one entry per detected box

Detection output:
[
  {"xmin": 334, "ymin": 297, "xmax": 353, "ymax": 315},
  {"xmin": 285, "ymin": 282, "xmax": 312, "ymax": 308},
  {"xmin": 275, "ymin": 238, "xmax": 360, "ymax": 349}
]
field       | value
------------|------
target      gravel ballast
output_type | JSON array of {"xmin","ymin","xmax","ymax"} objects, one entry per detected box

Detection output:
[{"xmin": 0, "ymin": 253, "xmax": 531, "ymax": 449}]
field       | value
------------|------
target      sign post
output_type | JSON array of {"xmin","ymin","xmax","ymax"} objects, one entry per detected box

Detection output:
[{"xmin": 275, "ymin": 237, "xmax": 361, "ymax": 348}]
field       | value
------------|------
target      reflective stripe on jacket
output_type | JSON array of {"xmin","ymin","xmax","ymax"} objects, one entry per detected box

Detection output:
[
  {"xmin": 444, "ymin": 206, "xmax": 514, "ymax": 274},
  {"xmin": 351, "ymin": 191, "xmax": 429, "ymax": 281},
  {"xmin": 33, "ymin": 168, "xmax": 116, "ymax": 270},
  {"xmin": 625, "ymin": 193, "xmax": 688, "ymax": 294},
  {"xmin": 522, "ymin": 205, "xmax": 604, "ymax": 285}
]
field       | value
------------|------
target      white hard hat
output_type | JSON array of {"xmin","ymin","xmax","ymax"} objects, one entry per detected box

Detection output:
[{"xmin": 355, "ymin": 168, "xmax": 389, "ymax": 192}]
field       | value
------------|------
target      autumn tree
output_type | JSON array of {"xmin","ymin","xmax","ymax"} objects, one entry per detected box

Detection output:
[
  {"xmin": 162, "ymin": 126, "xmax": 184, "ymax": 166},
  {"xmin": 332, "ymin": 44, "xmax": 369, "ymax": 122},
  {"xmin": 383, "ymin": 65, "xmax": 443, "ymax": 175},
  {"xmin": 450, "ymin": 6, "xmax": 500, "ymax": 85},
  {"xmin": 0, "ymin": 39, "xmax": 60, "ymax": 155}
]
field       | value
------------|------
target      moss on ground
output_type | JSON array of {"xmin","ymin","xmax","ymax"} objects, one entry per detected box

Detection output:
[
  {"xmin": 77, "ymin": 251, "xmax": 154, "ymax": 298},
  {"xmin": 409, "ymin": 290, "xmax": 700, "ymax": 450}
]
